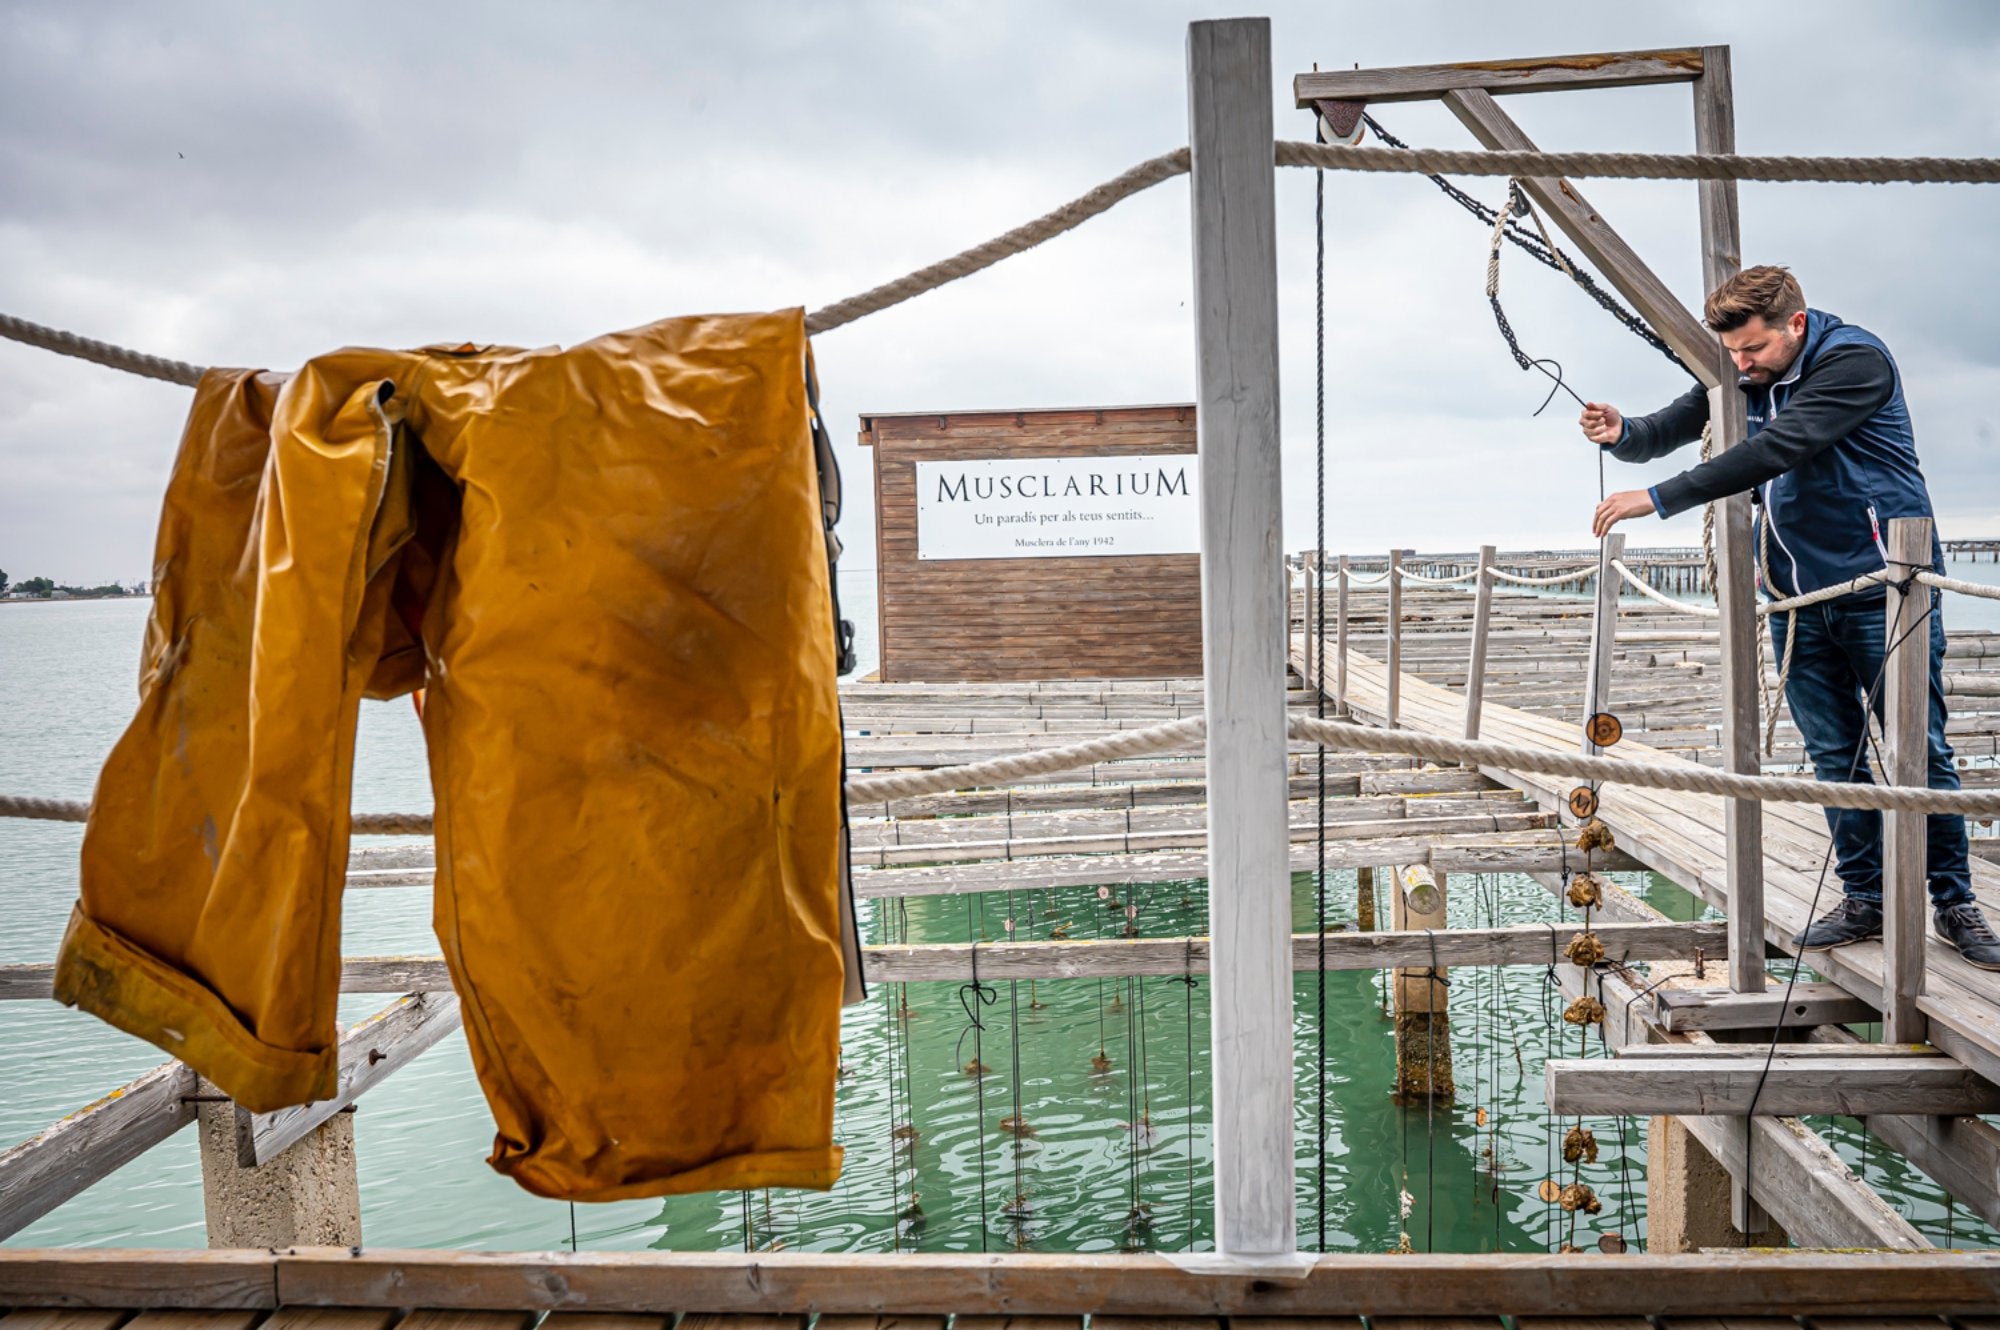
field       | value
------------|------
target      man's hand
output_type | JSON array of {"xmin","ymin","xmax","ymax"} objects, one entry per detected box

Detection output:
[
  {"xmin": 1593, "ymin": 489, "xmax": 1655, "ymax": 537},
  {"xmin": 1579, "ymin": 401, "xmax": 1624, "ymax": 445}
]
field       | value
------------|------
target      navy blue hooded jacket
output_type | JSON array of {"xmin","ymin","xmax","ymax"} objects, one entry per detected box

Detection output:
[{"xmin": 1606, "ymin": 309, "xmax": 1941, "ymax": 598}]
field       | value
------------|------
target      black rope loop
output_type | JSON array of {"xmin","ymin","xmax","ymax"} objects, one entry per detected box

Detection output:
[{"xmin": 954, "ymin": 941, "xmax": 1000, "ymax": 1068}]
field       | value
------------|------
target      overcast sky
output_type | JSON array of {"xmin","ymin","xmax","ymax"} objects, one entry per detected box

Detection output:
[{"xmin": 3, "ymin": 1, "xmax": 1997, "ymax": 586}]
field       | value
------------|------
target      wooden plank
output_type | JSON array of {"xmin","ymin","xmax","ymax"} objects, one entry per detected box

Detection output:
[
  {"xmin": 0, "ymin": 1249, "xmax": 277, "ymax": 1308},
  {"xmin": 238, "ymin": 992, "xmax": 460, "ymax": 1166},
  {"xmin": 395, "ymin": 1315, "xmax": 534, "ymax": 1330},
  {"xmin": 1439, "ymin": 88, "xmax": 1719, "ymax": 386},
  {"xmin": 953, "ymin": 1320, "xmax": 1082, "ymax": 1330},
  {"xmin": 1517, "ymin": 1321, "xmax": 1653, "ymax": 1330},
  {"xmin": 864, "ymin": 920, "xmax": 1723, "ymax": 981},
  {"xmin": 1187, "ymin": 14, "xmax": 1293, "ymax": 1258},
  {"xmin": 0, "ymin": 1060, "xmax": 198, "ymax": 1241},
  {"xmin": 261, "ymin": 1313, "xmax": 400, "ymax": 1330},
  {"xmin": 812, "ymin": 1318, "xmax": 945, "ymax": 1330},
  {"xmin": 1883, "ymin": 517, "xmax": 1934, "ymax": 1043},
  {"xmin": 1544, "ymin": 1055, "xmax": 2000, "ymax": 1117},
  {"xmin": 1292, "ymin": 48, "xmax": 1703, "ymax": 105},
  {"xmin": 676, "ymin": 1318, "xmax": 803, "ymax": 1330},
  {"xmin": 1652, "ymin": 982, "xmax": 1877, "ymax": 1032},
  {"xmin": 123, "ymin": 1315, "xmax": 260, "ymax": 1330},
  {"xmin": 251, "ymin": 1248, "xmax": 2000, "ymax": 1315},
  {"xmin": 1463, "ymin": 545, "xmax": 1495, "ymax": 742},
  {"xmin": 0, "ymin": 1313, "xmax": 130, "ymax": 1330}
]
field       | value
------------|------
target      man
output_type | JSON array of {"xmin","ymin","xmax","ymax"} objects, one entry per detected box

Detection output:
[{"xmin": 1580, "ymin": 265, "xmax": 1999, "ymax": 968}]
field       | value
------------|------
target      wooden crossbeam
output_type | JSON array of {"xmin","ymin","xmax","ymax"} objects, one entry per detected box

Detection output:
[
  {"xmin": 6, "ymin": 1249, "xmax": 2000, "ymax": 1316},
  {"xmin": 237, "ymin": 992, "xmax": 460, "ymax": 1166},
  {"xmin": 0, "ymin": 1060, "xmax": 197, "ymax": 1241},
  {"xmin": 1292, "ymin": 48, "xmax": 1704, "ymax": 106},
  {"xmin": 0, "ymin": 921, "xmax": 1726, "ymax": 1000},
  {"xmin": 1653, "ymin": 982, "xmax": 1878, "ymax": 1032},
  {"xmin": 1545, "ymin": 1053, "xmax": 2000, "ymax": 1117}
]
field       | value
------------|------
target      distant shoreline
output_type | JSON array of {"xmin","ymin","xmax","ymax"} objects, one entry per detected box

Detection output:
[{"xmin": 0, "ymin": 594, "xmax": 152, "ymax": 606}]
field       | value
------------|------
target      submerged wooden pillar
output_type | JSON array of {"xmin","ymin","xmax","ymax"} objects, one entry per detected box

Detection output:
[
  {"xmin": 1391, "ymin": 864, "xmax": 1454, "ymax": 1099},
  {"xmin": 1356, "ymin": 864, "xmax": 1376, "ymax": 932},
  {"xmin": 199, "ymin": 1091, "xmax": 360, "ymax": 1248},
  {"xmin": 1187, "ymin": 14, "xmax": 1295, "ymax": 1257}
]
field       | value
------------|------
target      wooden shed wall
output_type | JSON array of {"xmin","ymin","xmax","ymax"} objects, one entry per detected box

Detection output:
[{"xmin": 861, "ymin": 405, "xmax": 1203, "ymax": 683}]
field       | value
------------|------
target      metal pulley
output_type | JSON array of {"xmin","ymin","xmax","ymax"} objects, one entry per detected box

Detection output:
[
  {"xmin": 1568, "ymin": 785, "xmax": 1599, "ymax": 819},
  {"xmin": 1585, "ymin": 711, "xmax": 1623, "ymax": 748}
]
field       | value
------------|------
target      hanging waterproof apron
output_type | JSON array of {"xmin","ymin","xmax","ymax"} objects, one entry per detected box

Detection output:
[{"xmin": 56, "ymin": 309, "xmax": 854, "ymax": 1201}]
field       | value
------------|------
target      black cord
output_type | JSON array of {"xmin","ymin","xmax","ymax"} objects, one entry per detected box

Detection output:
[{"xmin": 955, "ymin": 932, "xmax": 998, "ymax": 1252}]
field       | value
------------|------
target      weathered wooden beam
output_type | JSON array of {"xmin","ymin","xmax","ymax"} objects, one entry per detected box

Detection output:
[
  {"xmin": 1809, "ymin": 1024, "xmax": 2000, "ymax": 1232},
  {"xmin": 237, "ymin": 992, "xmax": 461, "ymax": 1166},
  {"xmin": 1292, "ymin": 48, "xmax": 1704, "ymax": 106},
  {"xmin": 0, "ymin": 1060, "xmax": 198, "ymax": 1241},
  {"xmin": 0, "ymin": 1248, "xmax": 1949, "ymax": 1316},
  {"xmin": 1546, "ymin": 1054, "xmax": 2000, "ymax": 1117},
  {"xmin": 1439, "ymin": 88, "xmax": 1720, "ymax": 386},
  {"xmin": 1652, "ymin": 982, "xmax": 1877, "ymax": 1033},
  {"xmin": 1883, "ymin": 517, "xmax": 1934, "ymax": 1043},
  {"xmin": 1463, "ymin": 544, "xmax": 1495, "ymax": 743},
  {"xmin": 1386, "ymin": 548, "xmax": 1403, "ymax": 728},
  {"xmin": 1187, "ymin": 14, "xmax": 1293, "ymax": 1257}
]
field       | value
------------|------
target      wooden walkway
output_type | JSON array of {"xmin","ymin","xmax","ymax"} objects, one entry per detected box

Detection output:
[{"xmin": 1331, "ymin": 646, "xmax": 2000, "ymax": 1086}]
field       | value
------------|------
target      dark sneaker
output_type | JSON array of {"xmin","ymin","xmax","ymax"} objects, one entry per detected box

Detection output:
[
  {"xmin": 1935, "ymin": 904, "xmax": 2000, "ymax": 971},
  {"xmin": 1793, "ymin": 898, "xmax": 1883, "ymax": 950}
]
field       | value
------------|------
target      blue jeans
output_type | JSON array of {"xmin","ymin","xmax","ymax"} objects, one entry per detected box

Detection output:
[{"xmin": 1772, "ymin": 589, "xmax": 1973, "ymax": 908}]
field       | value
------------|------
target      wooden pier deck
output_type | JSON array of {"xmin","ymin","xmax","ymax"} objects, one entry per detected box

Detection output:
[{"xmin": 1322, "ymin": 632, "xmax": 2000, "ymax": 1087}]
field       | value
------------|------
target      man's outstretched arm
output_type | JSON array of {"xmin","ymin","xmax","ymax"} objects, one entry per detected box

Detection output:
[
  {"xmin": 1582, "ymin": 382, "xmax": 1710, "ymax": 463},
  {"xmin": 1649, "ymin": 345, "xmax": 1894, "ymax": 518}
]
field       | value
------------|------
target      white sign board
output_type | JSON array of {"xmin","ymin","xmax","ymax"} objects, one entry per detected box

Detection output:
[{"xmin": 915, "ymin": 454, "xmax": 1201, "ymax": 560}]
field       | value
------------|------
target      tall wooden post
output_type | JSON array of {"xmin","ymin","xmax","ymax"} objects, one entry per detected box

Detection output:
[
  {"xmin": 1387, "ymin": 548, "xmax": 1404, "ymax": 728},
  {"xmin": 1582, "ymin": 533, "xmax": 1624, "ymax": 755},
  {"xmin": 1464, "ymin": 543, "xmax": 1496, "ymax": 743},
  {"xmin": 1335, "ymin": 554, "xmax": 1350, "ymax": 716},
  {"xmin": 1694, "ymin": 44, "xmax": 1768, "ymax": 1004},
  {"xmin": 1187, "ymin": 15, "xmax": 1294, "ymax": 1257},
  {"xmin": 1883, "ymin": 517, "xmax": 1933, "ymax": 1044},
  {"xmin": 1694, "ymin": 45, "xmax": 1770, "ymax": 1236}
]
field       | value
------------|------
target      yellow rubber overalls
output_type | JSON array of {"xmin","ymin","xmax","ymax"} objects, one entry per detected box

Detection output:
[{"xmin": 54, "ymin": 309, "xmax": 852, "ymax": 1200}]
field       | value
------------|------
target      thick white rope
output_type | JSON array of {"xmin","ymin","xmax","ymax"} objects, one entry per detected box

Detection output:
[
  {"xmin": 844, "ymin": 717, "xmax": 1208, "ymax": 801},
  {"xmin": 1286, "ymin": 714, "xmax": 2000, "ymax": 816},
  {"xmin": 1274, "ymin": 140, "xmax": 2000, "ymax": 185},
  {"xmin": 1341, "ymin": 569, "xmax": 1392, "ymax": 586},
  {"xmin": 12, "ymin": 694, "xmax": 1999, "ymax": 830},
  {"xmin": 1486, "ymin": 565, "xmax": 1598, "ymax": 587},
  {"xmin": 0, "ymin": 313, "xmax": 205, "ymax": 386},
  {"xmin": 1394, "ymin": 567, "xmax": 1483, "ymax": 587},
  {"xmin": 1760, "ymin": 568, "xmax": 1894, "ymax": 615},
  {"xmin": 1609, "ymin": 558, "xmax": 1721, "ymax": 618},
  {"xmin": 1920, "ymin": 570, "xmax": 2000, "ymax": 601}
]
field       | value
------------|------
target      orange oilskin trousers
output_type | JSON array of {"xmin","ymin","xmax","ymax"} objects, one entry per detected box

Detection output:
[{"xmin": 55, "ymin": 310, "xmax": 850, "ymax": 1200}]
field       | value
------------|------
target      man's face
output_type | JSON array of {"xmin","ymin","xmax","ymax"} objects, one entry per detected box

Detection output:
[{"xmin": 1720, "ymin": 311, "xmax": 1808, "ymax": 385}]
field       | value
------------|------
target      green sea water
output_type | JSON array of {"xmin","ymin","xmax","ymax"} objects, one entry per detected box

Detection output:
[{"xmin": 3, "ymin": 577, "xmax": 1995, "ymax": 1253}]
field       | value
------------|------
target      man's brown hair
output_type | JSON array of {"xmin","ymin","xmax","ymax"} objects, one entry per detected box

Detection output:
[{"xmin": 1704, "ymin": 265, "xmax": 1805, "ymax": 333}]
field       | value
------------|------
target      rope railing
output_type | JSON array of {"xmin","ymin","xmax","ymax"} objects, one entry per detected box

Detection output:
[
  {"xmin": 11, "ymin": 693, "xmax": 1999, "ymax": 834},
  {"xmin": 1610, "ymin": 558, "xmax": 1721, "ymax": 618},
  {"xmin": 11, "ymin": 141, "xmax": 2000, "ymax": 388},
  {"xmin": 1486, "ymin": 565, "xmax": 1599, "ymax": 587},
  {"xmin": 1393, "ymin": 567, "xmax": 1483, "ymax": 587}
]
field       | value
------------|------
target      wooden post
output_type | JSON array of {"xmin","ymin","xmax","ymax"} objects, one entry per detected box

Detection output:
[
  {"xmin": 1582, "ymin": 532, "xmax": 1624, "ymax": 755},
  {"xmin": 1335, "ymin": 554, "xmax": 1350, "ymax": 717},
  {"xmin": 1694, "ymin": 45, "xmax": 1770, "ymax": 1236},
  {"xmin": 1883, "ymin": 516, "xmax": 1934, "ymax": 1044},
  {"xmin": 1464, "ymin": 543, "xmax": 1496, "ymax": 744},
  {"xmin": 1693, "ymin": 44, "xmax": 1769, "ymax": 1006},
  {"xmin": 1386, "ymin": 548, "xmax": 1404, "ymax": 728},
  {"xmin": 1186, "ymin": 15, "xmax": 1294, "ymax": 1257},
  {"xmin": 1390, "ymin": 865, "xmax": 1454, "ymax": 1099}
]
